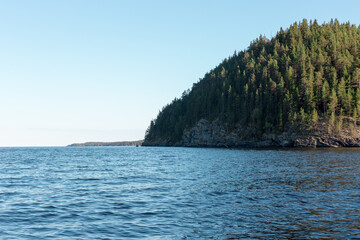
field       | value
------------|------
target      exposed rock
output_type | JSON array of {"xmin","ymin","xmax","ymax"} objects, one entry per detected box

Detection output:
[
  {"xmin": 143, "ymin": 118, "xmax": 360, "ymax": 148},
  {"xmin": 141, "ymin": 137, "xmax": 173, "ymax": 147},
  {"xmin": 293, "ymin": 137, "xmax": 317, "ymax": 148},
  {"xmin": 316, "ymin": 137, "xmax": 341, "ymax": 148},
  {"xmin": 187, "ymin": 119, "xmax": 360, "ymax": 148},
  {"xmin": 183, "ymin": 119, "xmax": 227, "ymax": 147},
  {"xmin": 182, "ymin": 119, "xmax": 280, "ymax": 148}
]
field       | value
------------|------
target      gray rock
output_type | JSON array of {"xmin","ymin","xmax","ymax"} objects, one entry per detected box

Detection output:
[{"xmin": 144, "ymin": 118, "xmax": 360, "ymax": 148}]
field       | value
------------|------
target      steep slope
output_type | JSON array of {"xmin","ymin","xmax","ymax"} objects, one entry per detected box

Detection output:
[{"xmin": 143, "ymin": 19, "xmax": 360, "ymax": 147}]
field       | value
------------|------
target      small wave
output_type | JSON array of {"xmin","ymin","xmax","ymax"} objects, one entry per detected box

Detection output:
[
  {"xmin": 98, "ymin": 211, "xmax": 115, "ymax": 216},
  {"xmin": 141, "ymin": 211, "xmax": 158, "ymax": 216},
  {"xmin": 70, "ymin": 178, "xmax": 101, "ymax": 181}
]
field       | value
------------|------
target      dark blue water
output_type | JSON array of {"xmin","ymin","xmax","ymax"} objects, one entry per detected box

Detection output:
[{"xmin": 0, "ymin": 147, "xmax": 360, "ymax": 239}]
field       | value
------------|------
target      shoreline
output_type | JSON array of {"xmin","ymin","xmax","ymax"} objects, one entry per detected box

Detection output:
[{"xmin": 68, "ymin": 140, "xmax": 143, "ymax": 147}]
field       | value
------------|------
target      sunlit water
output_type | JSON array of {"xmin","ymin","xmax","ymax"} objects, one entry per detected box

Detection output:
[{"xmin": 0, "ymin": 147, "xmax": 360, "ymax": 239}]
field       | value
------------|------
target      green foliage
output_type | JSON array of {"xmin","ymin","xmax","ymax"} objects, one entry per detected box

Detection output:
[
  {"xmin": 311, "ymin": 109, "xmax": 318, "ymax": 125},
  {"xmin": 145, "ymin": 19, "xmax": 360, "ymax": 143},
  {"xmin": 336, "ymin": 117, "xmax": 343, "ymax": 133},
  {"xmin": 328, "ymin": 88, "xmax": 338, "ymax": 114}
]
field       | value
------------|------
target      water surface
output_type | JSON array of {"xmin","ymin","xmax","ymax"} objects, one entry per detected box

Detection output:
[{"xmin": 0, "ymin": 147, "xmax": 359, "ymax": 239}]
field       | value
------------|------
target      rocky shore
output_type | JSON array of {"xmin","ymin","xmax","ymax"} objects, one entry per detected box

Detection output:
[{"xmin": 142, "ymin": 119, "xmax": 360, "ymax": 148}]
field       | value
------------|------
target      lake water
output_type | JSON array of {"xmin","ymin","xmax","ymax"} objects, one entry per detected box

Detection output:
[{"xmin": 0, "ymin": 147, "xmax": 359, "ymax": 239}]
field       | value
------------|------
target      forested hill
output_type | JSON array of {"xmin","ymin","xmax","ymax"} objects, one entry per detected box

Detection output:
[{"xmin": 144, "ymin": 19, "xmax": 360, "ymax": 147}]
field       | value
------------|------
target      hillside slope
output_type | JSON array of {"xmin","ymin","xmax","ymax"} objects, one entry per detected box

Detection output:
[{"xmin": 143, "ymin": 19, "xmax": 360, "ymax": 148}]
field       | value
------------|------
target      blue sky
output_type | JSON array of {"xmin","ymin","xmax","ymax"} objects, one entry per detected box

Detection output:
[{"xmin": 0, "ymin": 0, "xmax": 359, "ymax": 146}]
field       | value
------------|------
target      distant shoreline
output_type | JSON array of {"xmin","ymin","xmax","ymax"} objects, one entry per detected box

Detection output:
[{"xmin": 67, "ymin": 140, "xmax": 143, "ymax": 147}]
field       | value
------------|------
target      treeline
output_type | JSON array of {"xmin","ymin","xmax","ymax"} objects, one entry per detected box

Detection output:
[{"xmin": 145, "ymin": 19, "xmax": 360, "ymax": 144}]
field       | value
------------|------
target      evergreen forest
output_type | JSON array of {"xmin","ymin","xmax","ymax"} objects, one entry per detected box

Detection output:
[{"xmin": 145, "ymin": 19, "xmax": 360, "ymax": 144}]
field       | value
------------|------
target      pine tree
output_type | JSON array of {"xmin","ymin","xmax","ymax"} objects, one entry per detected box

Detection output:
[
  {"xmin": 311, "ymin": 109, "xmax": 318, "ymax": 125},
  {"xmin": 299, "ymin": 108, "xmax": 305, "ymax": 123},
  {"xmin": 328, "ymin": 88, "xmax": 338, "ymax": 114},
  {"xmin": 321, "ymin": 80, "xmax": 330, "ymax": 113}
]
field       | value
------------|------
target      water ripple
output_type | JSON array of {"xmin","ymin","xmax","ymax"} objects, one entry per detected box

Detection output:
[{"xmin": 0, "ymin": 147, "xmax": 360, "ymax": 238}]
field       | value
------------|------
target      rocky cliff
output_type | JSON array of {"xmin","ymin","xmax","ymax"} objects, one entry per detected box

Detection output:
[{"xmin": 143, "ymin": 119, "xmax": 360, "ymax": 148}]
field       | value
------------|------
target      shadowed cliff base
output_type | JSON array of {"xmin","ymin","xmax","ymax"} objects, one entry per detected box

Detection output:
[{"xmin": 143, "ymin": 118, "xmax": 360, "ymax": 148}]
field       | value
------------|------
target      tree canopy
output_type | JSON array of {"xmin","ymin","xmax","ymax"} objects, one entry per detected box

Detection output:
[{"xmin": 145, "ymin": 19, "xmax": 360, "ymax": 144}]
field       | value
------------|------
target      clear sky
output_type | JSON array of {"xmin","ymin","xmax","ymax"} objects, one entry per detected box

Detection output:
[{"xmin": 0, "ymin": 0, "xmax": 359, "ymax": 146}]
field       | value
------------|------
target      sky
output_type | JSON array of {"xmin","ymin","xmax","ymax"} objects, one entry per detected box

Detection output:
[{"xmin": 0, "ymin": 0, "xmax": 359, "ymax": 146}]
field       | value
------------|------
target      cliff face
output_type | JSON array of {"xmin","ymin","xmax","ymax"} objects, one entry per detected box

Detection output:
[
  {"xmin": 181, "ymin": 119, "xmax": 280, "ymax": 148},
  {"xmin": 143, "ymin": 119, "xmax": 360, "ymax": 148}
]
